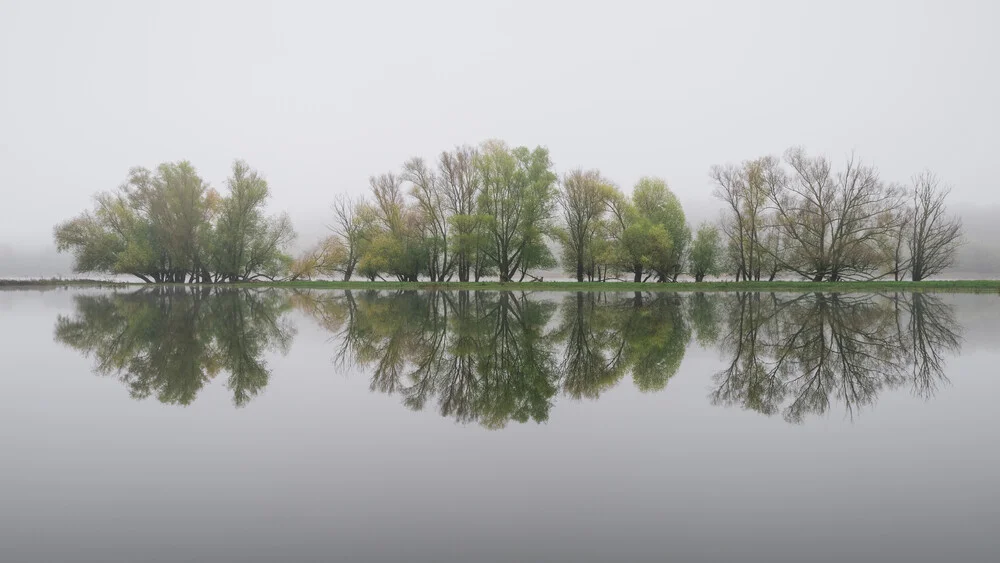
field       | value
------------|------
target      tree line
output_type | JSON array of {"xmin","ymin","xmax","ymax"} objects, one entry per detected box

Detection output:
[
  {"xmin": 55, "ymin": 141, "xmax": 964, "ymax": 283},
  {"xmin": 295, "ymin": 140, "xmax": 694, "ymax": 283},
  {"xmin": 711, "ymin": 148, "xmax": 964, "ymax": 282}
]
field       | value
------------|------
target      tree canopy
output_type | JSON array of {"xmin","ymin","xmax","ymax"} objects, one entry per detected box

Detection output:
[
  {"xmin": 53, "ymin": 142, "xmax": 964, "ymax": 284},
  {"xmin": 55, "ymin": 160, "xmax": 294, "ymax": 283}
]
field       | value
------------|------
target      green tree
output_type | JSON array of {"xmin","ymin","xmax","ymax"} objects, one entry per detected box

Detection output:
[
  {"xmin": 558, "ymin": 169, "xmax": 612, "ymax": 282},
  {"xmin": 54, "ymin": 160, "xmax": 294, "ymax": 283},
  {"xmin": 632, "ymin": 176, "xmax": 690, "ymax": 281},
  {"xmin": 438, "ymin": 146, "xmax": 483, "ymax": 282},
  {"xmin": 362, "ymin": 172, "xmax": 427, "ymax": 281},
  {"xmin": 211, "ymin": 160, "xmax": 295, "ymax": 282},
  {"xmin": 475, "ymin": 140, "xmax": 558, "ymax": 282},
  {"xmin": 689, "ymin": 222, "xmax": 722, "ymax": 282}
]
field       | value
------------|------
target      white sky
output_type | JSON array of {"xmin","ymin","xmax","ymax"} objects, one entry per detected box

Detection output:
[{"xmin": 2, "ymin": 0, "xmax": 998, "ymax": 254}]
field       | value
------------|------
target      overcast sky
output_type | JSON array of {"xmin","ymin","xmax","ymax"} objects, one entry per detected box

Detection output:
[{"xmin": 2, "ymin": 0, "xmax": 998, "ymax": 262}]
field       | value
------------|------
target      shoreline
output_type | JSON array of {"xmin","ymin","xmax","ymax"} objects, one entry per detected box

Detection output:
[{"xmin": 4, "ymin": 279, "xmax": 1000, "ymax": 293}]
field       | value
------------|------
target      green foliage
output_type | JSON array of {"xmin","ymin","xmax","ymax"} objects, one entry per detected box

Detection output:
[
  {"xmin": 54, "ymin": 160, "xmax": 294, "ymax": 282},
  {"xmin": 475, "ymin": 140, "xmax": 558, "ymax": 282},
  {"xmin": 689, "ymin": 222, "xmax": 722, "ymax": 282},
  {"xmin": 558, "ymin": 169, "xmax": 615, "ymax": 281},
  {"xmin": 632, "ymin": 176, "xmax": 690, "ymax": 281}
]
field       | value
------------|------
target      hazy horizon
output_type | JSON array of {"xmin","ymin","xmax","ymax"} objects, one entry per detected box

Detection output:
[{"xmin": 3, "ymin": 0, "xmax": 998, "ymax": 278}]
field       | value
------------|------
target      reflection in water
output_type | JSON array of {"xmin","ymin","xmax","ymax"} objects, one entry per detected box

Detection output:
[
  {"xmin": 54, "ymin": 287, "xmax": 295, "ymax": 406},
  {"xmin": 709, "ymin": 292, "xmax": 963, "ymax": 422},
  {"xmin": 293, "ymin": 290, "xmax": 961, "ymax": 427},
  {"xmin": 55, "ymin": 288, "xmax": 962, "ymax": 425},
  {"xmin": 294, "ymin": 291, "xmax": 561, "ymax": 429}
]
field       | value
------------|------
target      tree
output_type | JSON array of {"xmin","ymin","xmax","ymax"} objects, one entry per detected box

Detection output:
[
  {"xmin": 329, "ymin": 195, "xmax": 375, "ymax": 281},
  {"xmin": 55, "ymin": 160, "xmax": 295, "ymax": 283},
  {"xmin": 772, "ymin": 148, "xmax": 905, "ymax": 281},
  {"xmin": 475, "ymin": 140, "xmax": 558, "ymax": 282},
  {"xmin": 363, "ymin": 172, "xmax": 426, "ymax": 281},
  {"xmin": 689, "ymin": 222, "xmax": 721, "ymax": 282},
  {"xmin": 604, "ymin": 184, "xmax": 677, "ymax": 283},
  {"xmin": 710, "ymin": 157, "xmax": 779, "ymax": 281},
  {"xmin": 211, "ymin": 160, "xmax": 295, "ymax": 282},
  {"xmin": 287, "ymin": 235, "xmax": 347, "ymax": 281},
  {"xmin": 632, "ymin": 177, "xmax": 690, "ymax": 281},
  {"xmin": 907, "ymin": 171, "xmax": 964, "ymax": 281},
  {"xmin": 558, "ymin": 169, "xmax": 612, "ymax": 282},
  {"xmin": 438, "ymin": 146, "xmax": 482, "ymax": 282},
  {"xmin": 403, "ymin": 157, "xmax": 452, "ymax": 281}
]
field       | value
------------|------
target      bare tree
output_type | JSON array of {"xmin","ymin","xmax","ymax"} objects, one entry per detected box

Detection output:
[
  {"xmin": 403, "ymin": 157, "xmax": 452, "ymax": 282},
  {"xmin": 710, "ymin": 157, "xmax": 778, "ymax": 281},
  {"xmin": 908, "ymin": 171, "xmax": 964, "ymax": 281},
  {"xmin": 369, "ymin": 173, "xmax": 405, "ymax": 231},
  {"xmin": 772, "ymin": 148, "xmax": 905, "ymax": 281},
  {"xmin": 330, "ymin": 195, "xmax": 372, "ymax": 281}
]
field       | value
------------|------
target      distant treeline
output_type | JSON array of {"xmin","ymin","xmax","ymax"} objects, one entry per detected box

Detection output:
[{"xmin": 54, "ymin": 141, "xmax": 963, "ymax": 283}]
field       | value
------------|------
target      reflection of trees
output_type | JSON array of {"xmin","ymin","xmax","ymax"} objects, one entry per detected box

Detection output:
[
  {"xmin": 55, "ymin": 287, "xmax": 294, "ymax": 407},
  {"xmin": 550, "ymin": 292, "xmax": 691, "ymax": 397},
  {"xmin": 896, "ymin": 293, "xmax": 963, "ymax": 398},
  {"xmin": 710, "ymin": 292, "xmax": 963, "ymax": 422},
  {"xmin": 296, "ymin": 290, "xmax": 692, "ymax": 427},
  {"xmin": 551, "ymin": 293, "xmax": 627, "ymax": 399},
  {"xmin": 296, "ymin": 290, "xmax": 559, "ymax": 429},
  {"xmin": 58, "ymin": 287, "xmax": 965, "ymax": 422}
]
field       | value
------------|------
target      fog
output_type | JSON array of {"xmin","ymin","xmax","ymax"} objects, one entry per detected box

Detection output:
[{"xmin": 2, "ymin": 0, "xmax": 998, "ymax": 278}]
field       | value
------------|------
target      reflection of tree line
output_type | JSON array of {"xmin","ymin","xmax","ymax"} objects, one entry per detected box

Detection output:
[
  {"xmin": 55, "ymin": 287, "xmax": 294, "ymax": 407},
  {"xmin": 296, "ymin": 290, "xmax": 961, "ymax": 427},
  {"xmin": 55, "ymin": 288, "xmax": 961, "ymax": 426},
  {"xmin": 293, "ymin": 290, "xmax": 690, "ymax": 428},
  {"xmin": 708, "ymin": 292, "xmax": 962, "ymax": 423}
]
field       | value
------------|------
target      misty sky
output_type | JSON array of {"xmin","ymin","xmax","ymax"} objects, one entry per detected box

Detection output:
[{"xmin": 2, "ymin": 0, "xmax": 998, "ymax": 263}]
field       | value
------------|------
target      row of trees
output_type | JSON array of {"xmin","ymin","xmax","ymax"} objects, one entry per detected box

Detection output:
[
  {"xmin": 299, "ymin": 142, "xmax": 962, "ymax": 283},
  {"xmin": 296, "ymin": 140, "xmax": 697, "ymax": 284},
  {"xmin": 55, "ymin": 287, "xmax": 962, "ymax": 425},
  {"xmin": 55, "ymin": 143, "xmax": 963, "ymax": 283},
  {"xmin": 711, "ymin": 148, "xmax": 964, "ymax": 282},
  {"xmin": 55, "ymin": 160, "xmax": 294, "ymax": 282}
]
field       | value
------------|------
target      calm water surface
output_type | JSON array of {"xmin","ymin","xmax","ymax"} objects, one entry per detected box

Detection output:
[{"xmin": 1, "ymin": 288, "xmax": 998, "ymax": 562}]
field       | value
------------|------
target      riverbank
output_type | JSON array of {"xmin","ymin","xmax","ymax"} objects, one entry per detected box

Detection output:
[
  {"xmin": 0, "ymin": 278, "xmax": 127, "ymax": 288},
  {"xmin": 226, "ymin": 279, "xmax": 1000, "ymax": 293},
  {"xmin": 5, "ymin": 278, "xmax": 1000, "ymax": 293}
]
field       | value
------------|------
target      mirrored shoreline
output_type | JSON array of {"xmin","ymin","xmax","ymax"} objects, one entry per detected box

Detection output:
[{"xmin": 54, "ymin": 288, "xmax": 963, "ymax": 427}]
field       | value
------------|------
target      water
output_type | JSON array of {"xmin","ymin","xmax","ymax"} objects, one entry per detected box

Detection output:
[{"xmin": 2, "ymin": 287, "xmax": 999, "ymax": 562}]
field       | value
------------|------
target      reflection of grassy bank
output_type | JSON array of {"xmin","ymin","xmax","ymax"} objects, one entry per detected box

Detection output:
[
  {"xmin": 0, "ymin": 278, "xmax": 126, "ymax": 288},
  {"xmin": 252, "ymin": 280, "xmax": 1000, "ymax": 294},
  {"xmin": 8, "ymin": 278, "xmax": 1000, "ymax": 293}
]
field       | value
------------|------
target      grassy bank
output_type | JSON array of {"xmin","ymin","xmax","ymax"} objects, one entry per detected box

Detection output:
[
  {"xmin": 0, "ymin": 278, "xmax": 127, "ymax": 288},
  {"xmin": 5, "ymin": 278, "xmax": 1000, "ymax": 293},
  {"xmin": 245, "ymin": 279, "xmax": 1000, "ymax": 294}
]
